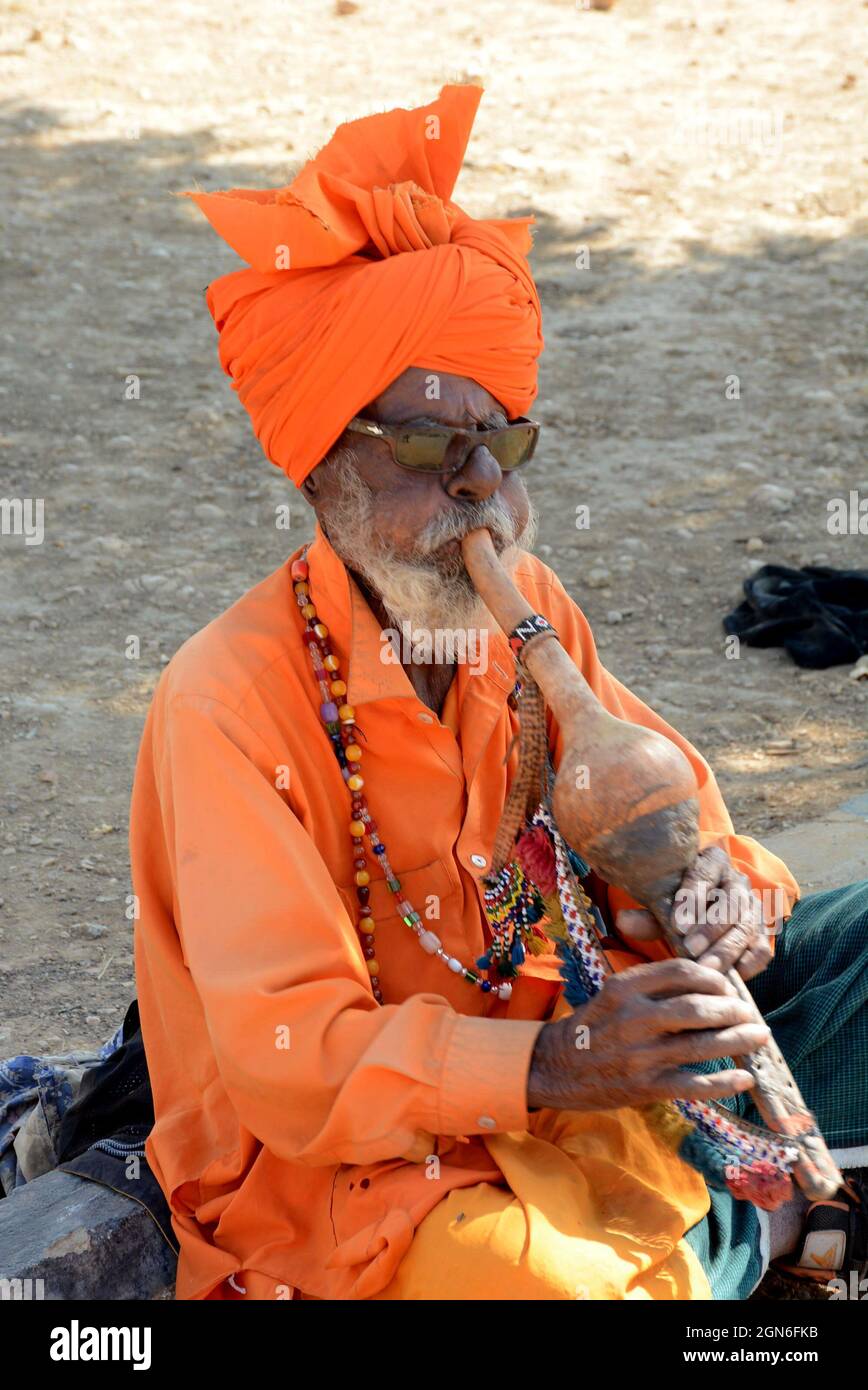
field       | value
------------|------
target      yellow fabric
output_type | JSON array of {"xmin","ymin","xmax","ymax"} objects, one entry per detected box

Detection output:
[{"xmin": 372, "ymin": 1101, "xmax": 713, "ymax": 1301}]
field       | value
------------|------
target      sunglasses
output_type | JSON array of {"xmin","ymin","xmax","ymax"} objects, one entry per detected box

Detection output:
[{"xmin": 343, "ymin": 415, "xmax": 540, "ymax": 474}]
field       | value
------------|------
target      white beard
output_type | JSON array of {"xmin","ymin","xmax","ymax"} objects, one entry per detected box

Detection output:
[{"xmin": 319, "ymin": 448, "xmax": 537, "ymax": 639}]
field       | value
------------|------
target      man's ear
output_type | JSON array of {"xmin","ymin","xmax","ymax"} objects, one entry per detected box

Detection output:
[{"xmin": 299, "ymin": 467, "xmax": 322, "ymax": 506}]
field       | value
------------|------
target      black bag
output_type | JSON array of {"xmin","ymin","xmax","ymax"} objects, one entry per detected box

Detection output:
[
  {"xmin": 56, "ymin": 1000, "xmax": 177, "ymax": 1255},
  {"xmin": 724, "ymin": 564, "xmax": 868, "ymax": 669}
]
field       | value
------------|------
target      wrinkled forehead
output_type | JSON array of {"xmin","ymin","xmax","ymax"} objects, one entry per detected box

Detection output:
[{"xmin": 363, "ymin": 367, "xmax": 508, "ymax": 428}]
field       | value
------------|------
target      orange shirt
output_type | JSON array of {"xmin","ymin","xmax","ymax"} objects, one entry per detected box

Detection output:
[{"xmin": 132, "ymin": 524, "xmax": 798, "ymax": 1299}]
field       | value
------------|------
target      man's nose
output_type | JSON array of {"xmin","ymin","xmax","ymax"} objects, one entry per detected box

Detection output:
[{"xmin": 444, "ymin": 444, "xmax": 503, "ymax": 501}]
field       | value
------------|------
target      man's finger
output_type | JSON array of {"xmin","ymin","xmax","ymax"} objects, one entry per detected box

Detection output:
[
  {"xmin": 655, "ymin": 1067, "xmax": 757, "ymax": 1101},
  {"xmin": 674, "ymin": 850, "xmax": 761, "ymax": 938},
  {"xmin": 734, "ymin": 936, "xmax": 773, "ymax": 981},
  {"xmin": 615, "ymin": 908, "xmax": 661, "ymax": 942},
  {"xmin": 651, "ymin": 1020, "xmax": 771, "ymax": 1065},
  {"xmin": 605, "ymin": 957, "xmax": 738, "ymax": 1001},
  {"xmin": 683, "ymin": 914, "xmax": 731, "ymax": 960},
  {"xmin": 674, "ymin": 847, "xmax": 730, "ymax": 931},
  {"xmin": 699, "ymin": 918, "xmax": 761, "ymax": 974},
  {"xmin": 642, "ymin": 992, "xmax": 757, "ymax": 1036}
]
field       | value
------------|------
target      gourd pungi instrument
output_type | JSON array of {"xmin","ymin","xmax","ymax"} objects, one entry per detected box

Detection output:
[{"xmin": 461, "ymin": 527, "xmax": 841, "ymax": 1203}]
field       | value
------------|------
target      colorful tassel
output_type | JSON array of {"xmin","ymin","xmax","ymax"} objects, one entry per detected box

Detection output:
[
  {"xmin": 724, "ymin": 1161, "xmax": 794, "ymax": 1211},
  {"xmin": 515, "ymin": 824, "xmax": 558, "ymax": 896}
]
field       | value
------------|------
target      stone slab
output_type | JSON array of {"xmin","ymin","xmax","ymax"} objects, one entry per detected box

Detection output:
[
  {"xmin": 762, "ymin": 798, "xmax": 868, "ymax": 896},
  {"xmin": 0, "ymin": 1169, "xmax": 176, "ymax": 1300}
]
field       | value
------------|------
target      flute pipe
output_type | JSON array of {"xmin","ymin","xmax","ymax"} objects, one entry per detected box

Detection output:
[
  {"xmin": 462, "ymin": 526, "xmax": 843, "ymax": 1203},
  {"xmin": 618, "ymin": 890, "xmax": 841, "ymax": 1200},
  {"xmin": 464, "ymin": 526, "xmax": 537, "ymax": 633},
  {"xmin": 521, "ymin": 633, "xmax": 602, "ymax": 728},
  {"xmin": 466, "ymin": 527, "xmax": 674, "ymax": 738},
  {"xmin": 465, "ymin": 532, "xmax": 606, "ymax": 730},
  {"xmin": 654, "ymin": 908, "xmax": 842, "ymax": 1198}
]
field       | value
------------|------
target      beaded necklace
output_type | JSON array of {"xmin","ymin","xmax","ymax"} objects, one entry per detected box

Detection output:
[
  {"xmin": 291, "ymin": 548, "xmax": 606, "ymax": 1003},
  {"xmin": 290, "ymin": 546, "xmax": 804, "ymax": 1211}
]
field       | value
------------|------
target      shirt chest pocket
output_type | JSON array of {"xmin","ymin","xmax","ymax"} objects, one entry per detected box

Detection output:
[{"xmin": 336, "ymin": 857, "xmax": 459, "ymax": 935}]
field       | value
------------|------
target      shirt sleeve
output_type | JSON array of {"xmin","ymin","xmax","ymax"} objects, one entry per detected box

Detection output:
[
  {"xmin": 144, "ymin": 691, "xmax": 541, "ymax": 1169},
  {"xmin": 538, "ymin": 571, "xmax": 800, "ymax": 937}
]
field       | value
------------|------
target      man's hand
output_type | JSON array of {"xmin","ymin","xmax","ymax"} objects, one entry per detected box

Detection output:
[
  {"xmin": 617, "ymin": 846, "xmax": 772, "ymax": 981},
  {"xmin": 527, "ymin": 958, "xmax": 769, "ymax": 1112}
]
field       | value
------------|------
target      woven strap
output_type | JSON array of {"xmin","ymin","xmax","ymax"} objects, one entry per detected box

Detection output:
[{"xmin": 508, "ymin": 614, "xmax": 558, "ymax": 663}]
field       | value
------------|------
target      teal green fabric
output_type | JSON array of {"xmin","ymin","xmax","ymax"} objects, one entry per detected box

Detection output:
[
  {"xmin": 684, "ymin": 879, "xmax": 868, "ymax": 1299},
  {"xmin": 685, "ymin": 1185, "xmax": 764, "ymax": 1300}
]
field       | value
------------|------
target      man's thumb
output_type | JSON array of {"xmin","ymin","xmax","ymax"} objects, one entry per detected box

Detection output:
[{"xmin": 615, "ymin": 908, "xmax": 661, "ymax": 941}]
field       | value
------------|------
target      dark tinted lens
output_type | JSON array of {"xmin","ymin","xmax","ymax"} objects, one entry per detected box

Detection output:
[
  {"xmin": 394, "ymin": 429, "xmax": 453, "ymax": 470},
  {"xmin": 489, "ymin": 424, "xmax": 536, "ymax": 470}
]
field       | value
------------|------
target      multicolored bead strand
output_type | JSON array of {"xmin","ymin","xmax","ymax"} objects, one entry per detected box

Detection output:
[{"xmin": 292, "ymin": 550, "xmax": 517, "ymax": 1003}]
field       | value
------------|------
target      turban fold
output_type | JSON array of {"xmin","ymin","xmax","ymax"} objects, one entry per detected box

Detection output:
[{"xmin": 186, "ymin": 85, "xmax": 544, "ymax": 485}]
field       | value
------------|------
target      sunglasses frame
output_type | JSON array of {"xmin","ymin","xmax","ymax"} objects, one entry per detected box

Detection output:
[{"xmin": 343, "ymin": 415, "xmax": 540, "ymax": 474}]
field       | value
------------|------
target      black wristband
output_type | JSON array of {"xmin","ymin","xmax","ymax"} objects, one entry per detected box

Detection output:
[{"xmin": 507, "ymin": 614, "xmax": 557, "ymax": 660}]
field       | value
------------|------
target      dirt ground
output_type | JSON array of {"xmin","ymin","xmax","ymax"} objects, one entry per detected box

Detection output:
[{"xmin": 1, "ymin": 0, "xmax": 866, "ymax": 1054}]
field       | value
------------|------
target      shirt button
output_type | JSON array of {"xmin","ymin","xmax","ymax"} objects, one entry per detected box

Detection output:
[
  {"xmin": 470, "ymin": 853, "xmax": 487, "ymax": 868},
  {"xmin": 478, "ymin": 1116, "xmax": 496, "ymax": 1130},
  {"xmin": 417, "ymin": 712, "xmax": 434, "ymax": 723}
]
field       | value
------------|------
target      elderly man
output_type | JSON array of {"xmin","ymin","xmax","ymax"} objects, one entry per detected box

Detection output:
[{"xmin": 132, "ymin": 86, "xmax": 867, "ymax": 1300}]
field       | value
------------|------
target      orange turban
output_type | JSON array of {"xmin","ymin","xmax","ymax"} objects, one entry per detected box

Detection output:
[{"xmin": 185, "ymin": 85, "xmax": 544, "ymax": 486}]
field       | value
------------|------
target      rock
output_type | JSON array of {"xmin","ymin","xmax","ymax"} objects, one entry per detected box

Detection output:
[
  {"xmin": 803, "ymin": 389, "xmax": 838, "ymax": 404},
  {"xmin": 750, "ymin": 483, "xmax": 796, "ymax": 511},
  {"xmin": 745, "ymin": 536, "xmax": 764, "ymax": 553},
  {"xmin": 194, "ymin": 502, "xmax": 226, "ymax": 521},
  {"xmin": 84, "ymin": 923, "xmax": 109, "ymax": 939},
  {"xmin": 586, "ymin": 566, "xmax": 612, "ymax": 589},
  {"xmin": 0, "ymin": 1169, "xmax": 176, "ymax": 1299},
  {"xmin": 765, "ymin": 739, "xmax": 800, "ymax": 755},
  {"xmin": 606, "ymin": 609, "xmax": 624, "ymax": 624},
  {"xmin": 186, "ymin": 404, "xmax": 221, "ymax": 427},
  {"xmin": 849, "ymin": 655, "xmax": 868, "ymax": 682}
]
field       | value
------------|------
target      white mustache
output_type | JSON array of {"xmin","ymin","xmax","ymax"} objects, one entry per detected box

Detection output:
[{"xmin": 414, "ymin": 499, "xmax": 518, "ymax": 556}]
